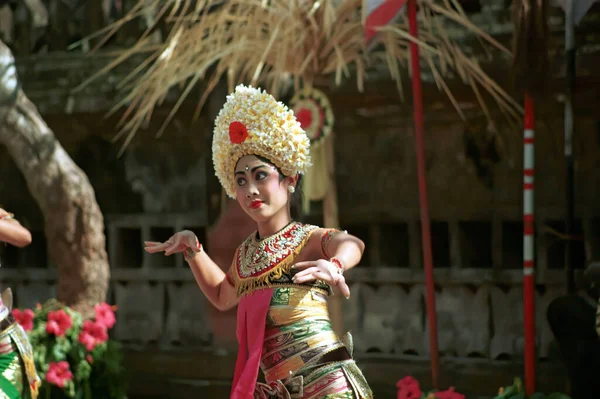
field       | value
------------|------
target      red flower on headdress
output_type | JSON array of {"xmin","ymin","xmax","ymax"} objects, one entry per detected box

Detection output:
[{"xmin": 229, "ymin": 121, "xmax": 248, "ymax": 144}]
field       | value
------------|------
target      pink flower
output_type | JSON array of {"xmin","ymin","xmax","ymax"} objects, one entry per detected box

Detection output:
[
  {"xmin": 45, "ymin": 310, "xmax": 72, "ymax": 336},
  {"xmin": 12, "ymin": 308, "xmax": 34, "ymax": 332},
  {"xmin": 94, "ymin": 302, "xmax": 116, "ymax": 329},
  {"xmin": 86, "ymin": 354, "xmax": 94, "ymax": 364},
  {"xmin": 435, "ymin": 387, "xmax": 465, "ymax": 399},
  {"xmin": 46, "ymin": 361, "xmax": 73, "ymax": 388},
  {"xmin": 396, "ymin": 376, "xmax": 422, "ymax": 399},
  {"xmin": 78, "ymin": 320, "xmax": 108, "ymax": 351}
]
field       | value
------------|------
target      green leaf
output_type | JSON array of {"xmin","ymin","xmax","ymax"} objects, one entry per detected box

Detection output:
[
  {"xmin": 76, "ymin": 359, "xmax": 92, "ymax": 381},
  {"xmin": 51, "ymin": 341, "xmax": 67, "ymax": 361},
  {"xmin": 67, "ymin": 379, "xmax": 76, "ymax": 398}
]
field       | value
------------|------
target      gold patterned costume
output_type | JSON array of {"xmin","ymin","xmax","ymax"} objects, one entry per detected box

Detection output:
[
  {"xmin": 0, "ymin": 299, "xmax": 40, "ymax": 399},
  {"xmin": 228, "ymin": 222, "xmax": 373, "ymax": 399}
]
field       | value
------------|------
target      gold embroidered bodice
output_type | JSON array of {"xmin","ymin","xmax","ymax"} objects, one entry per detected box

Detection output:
[{"xmin": 228, "ymin": 222, "xmax": 330, "ymax": 297}]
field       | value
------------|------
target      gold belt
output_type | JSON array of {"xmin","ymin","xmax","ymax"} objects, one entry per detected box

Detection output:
[{"xmin": 262, "ymin": 330, "xmax": 344, "ymax": 382}]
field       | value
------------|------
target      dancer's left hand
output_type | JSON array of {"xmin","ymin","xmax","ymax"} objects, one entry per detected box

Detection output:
[{"xmin": 292, "ymin": 260, "xmax": 350, "ymax": 299}]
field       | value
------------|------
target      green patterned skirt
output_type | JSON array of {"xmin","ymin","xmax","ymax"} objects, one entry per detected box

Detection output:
[
  {"xmin": 0, "ymin": 351, "xmax": 26, "ymax": 399},
  {"xmin": 0, "ymin": 322, "xmax": 39, "ymax": 399}
]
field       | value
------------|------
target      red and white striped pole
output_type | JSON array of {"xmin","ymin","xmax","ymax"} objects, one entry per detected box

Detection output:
[{"xmin": 523, "ymin": 93, "xmax": 536, "ymax": 395}]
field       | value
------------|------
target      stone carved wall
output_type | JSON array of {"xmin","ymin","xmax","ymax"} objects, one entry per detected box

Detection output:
[
  {"xmin": 0, "ymin": 269, "xmax": 575, "ymax": 362},
  {"xmin": 342, "ymin": 282, "xmax": 566, "ymax": 360}
]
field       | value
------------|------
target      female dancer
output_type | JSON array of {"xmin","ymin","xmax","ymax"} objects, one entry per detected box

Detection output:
[
  {"xmin": 145, "ymin": 85, "xmax": 373, "ymax": 398},
  {"xmin": 0, "ymin": 208, "xmax": 40, "ymax": 399}
]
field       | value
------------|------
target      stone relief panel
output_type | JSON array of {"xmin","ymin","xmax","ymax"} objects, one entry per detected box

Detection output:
[
  {"xmin": 489, "ymin": 286, "xmax": 523, "ymax": 359},
  {"xmin": 14, "ymin": 282, "xmax": 56, "ymax": 309},
  {"xmin": 113, "ymin": 282, "xmax": 164, "ymax": 344},
  {"xmin": 0, "ymin": 275, "xmax": 567, "ymax": 359},
  {"xmin": 424, "ymin": 286, "xmax": 490, "ymax": 358},
  {"xmin": 165, "ymin": 282, "xmax": 212, "ymax": 346},
  {"xmin": 342, "ymin": 283, "xmax": 366, "ymax": 351},
  {"xmin": 345, "ymin": 283, "xmax": 562, "ymax": 360},
  {"xmin": 398, "ymin": 285, "xmax": 426, "ymax": 355},
  {"xmin": 361, "ymin": 284, "xmax": 407, "ymax": 353},
  {"xmin": 124, "ymin": 145, "xmax": 207, "ymax": 214},
  {"xmin": 343, "ymin": 284, "xmax": 426, "ymax": 355}
]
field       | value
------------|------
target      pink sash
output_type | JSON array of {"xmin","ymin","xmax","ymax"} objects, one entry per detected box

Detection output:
[{"xmin": 230, "ymin": 288, "xmax": 273, "ymax": 399}]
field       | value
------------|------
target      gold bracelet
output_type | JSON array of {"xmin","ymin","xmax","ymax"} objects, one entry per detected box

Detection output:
[{"xmin": 184, "ymin": 244, "xmax": 204, "ymax": 262}]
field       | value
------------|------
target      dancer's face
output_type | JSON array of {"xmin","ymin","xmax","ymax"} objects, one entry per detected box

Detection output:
[{"xmin": 234, "ymin": 155, "xmax": 295, "ymax": 222}]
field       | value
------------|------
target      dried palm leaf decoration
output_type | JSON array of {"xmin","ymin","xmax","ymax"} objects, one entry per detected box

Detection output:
[
  {"xmin": 74, "ymin": 0, "xmax": 523, "ymax": 153},
  {"xmin": 511, "ymin": 0, "xmax": 550, "ymax": 95}
]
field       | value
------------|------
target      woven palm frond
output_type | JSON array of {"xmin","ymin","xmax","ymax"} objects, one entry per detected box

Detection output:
[
  {"xmin": 511, "ymin": 0, "xmax": 550, "ymax": 95},
  {"xmin": 372, "ymin": 0, "xmax": 523, "ymax": 127},
  {"xmin": 75, "ymin": 0, "xmax": 522, "ymax": 153}
]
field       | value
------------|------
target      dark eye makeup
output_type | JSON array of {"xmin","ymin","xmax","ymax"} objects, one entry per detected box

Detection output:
[{"xmin": 255, "ymin": 170, "xmax": 268, "ymax": 180}]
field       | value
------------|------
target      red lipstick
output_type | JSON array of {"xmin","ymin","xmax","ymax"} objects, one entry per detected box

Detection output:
[{"xmin": 249, "ymin": 200, "xmax": 263, "ymax": 209}]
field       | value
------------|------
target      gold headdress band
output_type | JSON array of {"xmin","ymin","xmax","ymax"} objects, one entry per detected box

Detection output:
[{"xmin": 212, "ymin": 85, "xmax": 311, "ymax": 198}]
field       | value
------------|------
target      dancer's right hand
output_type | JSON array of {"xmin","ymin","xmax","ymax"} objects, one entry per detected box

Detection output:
[{"xmin": 144, "ymin": 230, "xmax": 202, "ymax": 256}]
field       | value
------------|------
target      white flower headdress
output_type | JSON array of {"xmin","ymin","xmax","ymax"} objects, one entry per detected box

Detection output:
[{"xmin": 212, "ymin": 85, "xmax": 311, "ymax": 198}]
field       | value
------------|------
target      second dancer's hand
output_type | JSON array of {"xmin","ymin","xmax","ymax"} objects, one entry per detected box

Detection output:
[
  {"xmin": 144, "ymin": 230, "xmax": 201, "ymax": 256},
  {"xmin": 291, "ymin": 260, "xmax": 350, "ymax": 299}
]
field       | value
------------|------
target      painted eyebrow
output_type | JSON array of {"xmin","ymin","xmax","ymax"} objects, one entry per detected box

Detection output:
[{"xmin": 234, "ymin": 164, "xmax": 267, "ymax": 176}]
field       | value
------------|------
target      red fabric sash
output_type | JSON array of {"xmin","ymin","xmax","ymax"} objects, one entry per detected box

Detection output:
[{"xmin": 230, "ymin": 288, "xmax": 273, "ymax": 399}]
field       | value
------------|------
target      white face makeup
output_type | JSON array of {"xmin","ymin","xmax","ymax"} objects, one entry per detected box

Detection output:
[{"xmin": 234, "ymin": 155, "xmax": 294, "ymax": 223}]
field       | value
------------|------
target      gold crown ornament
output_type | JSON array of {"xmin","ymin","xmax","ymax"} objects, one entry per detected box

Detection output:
[{"xmin": 212, "ymin": 85, "xmax": 311, "ymax": 198}]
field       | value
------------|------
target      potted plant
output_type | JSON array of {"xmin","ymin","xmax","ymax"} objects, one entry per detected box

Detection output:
[{"xmin": 12, "ymin": 299, "xmax": 127, "ymax": 398}]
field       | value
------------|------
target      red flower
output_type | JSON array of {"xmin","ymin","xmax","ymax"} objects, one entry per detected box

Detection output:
[
  {"xmin": 435, "ymin": 387, "xmax": 465, "ymax": 399},
  {"xmin": 94, "ymin": 302, "xmax": 116, "ymax": 329},
  {"xmin": 296, "ymin": 108, "xmax": 313, "ymax": 129},
  {"xmin": 45, "ymin": 310, "xmax": 72, "ymax": 336},
  {"xmin": 12, "ymin": 308, "xmax": 34, "ymax": 332},
  {"xmin": 229, "ymin": 121, "xmax": 249, "ymax": 144},
  {"xmin": 46, "ymin": 361, "xmax": 73, "ymax": 388},
  {"xmin": 78, "ymin": 320, "xmax": 108, "ymax": 351},
  {"xmin": 396, "ymin": 376, "xmax": 422, "ymax": 399}
]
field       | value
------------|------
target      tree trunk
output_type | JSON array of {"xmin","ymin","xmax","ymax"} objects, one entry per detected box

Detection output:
[{"xmin": 0, "ymin": 40, "xmax": 109, "ymax": 316}]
